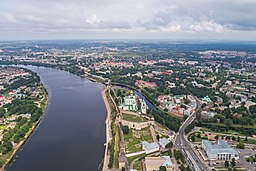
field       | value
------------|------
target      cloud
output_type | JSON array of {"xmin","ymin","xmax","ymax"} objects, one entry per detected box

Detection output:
[
  {"xmin": 0, "ymin": 0, "xmax": 255, "ymax": 40},
  {"xmin": 189, "ymin": 21, "xmax": 226, "ymax": 33}
]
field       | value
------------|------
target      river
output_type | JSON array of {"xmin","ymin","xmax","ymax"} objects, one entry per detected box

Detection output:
[{"xmin": 6, "ymin": 66, "xmax": 106, "ymax": 171}]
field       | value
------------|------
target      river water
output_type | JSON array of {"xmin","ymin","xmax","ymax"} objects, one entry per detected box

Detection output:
[{"xmin": 6, "ymin": 66, "xmax": 106, "ymax": 171}]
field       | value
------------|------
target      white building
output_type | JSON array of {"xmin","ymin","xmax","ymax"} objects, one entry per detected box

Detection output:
[
  {"xmin": 120, "ymin": 90, "xmax": 138, "ymax": 111},
  {"xmin": 142, "ymin": 141, "xmax": 159, "ymax": 154},
  {"xmin": 159, "ymin": 138, "xmax": 170, "ymax": 148},
  {"xmin": 202, "ymin": 140, "xmax": 239, "ymax": 161},
  {"xmin": 140, "ymin": 99, "xmax": 147, "ymax": 114}
]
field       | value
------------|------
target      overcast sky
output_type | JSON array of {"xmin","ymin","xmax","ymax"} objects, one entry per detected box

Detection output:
[{"xmin": 0, "ymin": 0, "xmax": 256, "ymax": 40}]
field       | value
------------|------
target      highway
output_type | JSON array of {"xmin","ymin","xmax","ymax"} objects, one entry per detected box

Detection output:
[{"xmin": 174, "ymin": 99, "xmax": 208, "ymax": 171}]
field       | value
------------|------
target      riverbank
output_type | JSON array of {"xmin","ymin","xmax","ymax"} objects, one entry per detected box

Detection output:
[
  {"xmin": 101, "ymin": 87, "xmax": 112, "ymax": 171},
  {"xmin": 0, "ymin": 85, "xmax": 49, "ymax": 171}
]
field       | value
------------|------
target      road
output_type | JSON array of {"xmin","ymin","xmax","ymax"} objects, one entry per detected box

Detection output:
[{"xmin": 174, "ymin": 98, "xmax": 208, "ymax": 171}]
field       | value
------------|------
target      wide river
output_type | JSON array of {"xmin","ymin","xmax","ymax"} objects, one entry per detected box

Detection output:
[{"xmin": 6, "ymin": 66, "xmax": 106, "ymax": 171}]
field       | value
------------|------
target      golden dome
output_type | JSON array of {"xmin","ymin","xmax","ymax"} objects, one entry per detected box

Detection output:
[{"xmin": 130, "ymin": 90, "xmax": 134, "ymax": 95}]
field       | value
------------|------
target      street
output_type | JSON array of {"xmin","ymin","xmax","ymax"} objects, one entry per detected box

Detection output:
[{"xmin": 174, "ymin": 97, "xmax": 208, "ymax": 171}]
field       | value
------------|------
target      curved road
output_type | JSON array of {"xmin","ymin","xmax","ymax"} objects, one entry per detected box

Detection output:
[{"xmin": 174, "ymin": 98, "xmax": 208, "ymax": 171}]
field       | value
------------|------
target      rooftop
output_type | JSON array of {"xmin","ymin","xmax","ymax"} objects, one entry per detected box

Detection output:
[
  {"xmin": 202, "ymin": 140, "xmax": 238, "ymax": 154},
  {"xmin": 142, "ymin": 141, "xmax": 159, "ymax": 152}
]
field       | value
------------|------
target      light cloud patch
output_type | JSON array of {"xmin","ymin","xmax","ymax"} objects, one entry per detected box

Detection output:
[{"xmin": 0, "ymin": 0, "xmax": 255, "ymax": 40}]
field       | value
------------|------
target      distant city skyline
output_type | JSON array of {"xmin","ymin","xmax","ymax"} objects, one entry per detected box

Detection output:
[{"xmin": 0, "ymin": 0, "xmax": 256, "ymax": 40}]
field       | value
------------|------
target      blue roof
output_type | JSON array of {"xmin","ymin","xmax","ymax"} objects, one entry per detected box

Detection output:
[
  {"xmin": 202, "ymin": 140, "xmax": 238, "ymax": 155},
  {"xmin": 141, "ymin": 141, "xmax": 159, "ymax": 151},
  {"xmin": 161, "ymin": 156, "xmax": 172, "ymax": 167},
  {"xmin": 159, "ymin": 138, "xmax": 170, "ymax": 148}
]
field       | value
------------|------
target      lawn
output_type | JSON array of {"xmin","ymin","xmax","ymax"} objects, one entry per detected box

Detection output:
[
  {"xmin": 133, "ymin": 159, "xmax": 142, "ymax": 171},
  {"xmin": 114, "ymin": 125, "xmax": 120, "ymax": 169},
  {"xmin": 124, "ymin": 127, "xmax": 153, "ymax": 153},
  {"xmin": 188, "ymin": 132, "xmax": 208, "ymax": 142},
  {"xmin": 122, "ymin": 113, "xmax": 147, "ymax": 122},
  {"xmin": 127, "ymin": 153, "xmax": 146, "ymax": 165},
  {"xmin": 0, "ymin": 124, "xmax": 7, "ymax": 130},
  {"xmin": 201, "ymin": 127, "xmax": 243, "ymax": 136}
]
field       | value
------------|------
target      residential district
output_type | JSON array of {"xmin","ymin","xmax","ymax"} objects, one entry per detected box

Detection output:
[
  {"xmin": 0, "ymin": 66, "xmax": 47, "ymax": 169},
  {"xmin": 1, "ymin": 41, "xmax": 256, "ymax": 171}
]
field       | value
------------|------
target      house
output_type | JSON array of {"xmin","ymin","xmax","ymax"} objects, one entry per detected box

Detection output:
[
  {"xmin": 135, "ymin": 80, "xmax": 157, "ymax": 89},
  {"xmin": 141, "ymin": 141, "xmax": 159, "ymax": 154},
  {"xmin": 0, "ymin": 95, "xmax": 5, "ymax": 101},
  {"xmin": 202, "ymin": 96, "xmax": 212, "ymax": 104},
  {"xmin": 159, "ymin": 138, "xmax": 170, "ymax": 148},
  {"xmin": 166, "ymin": 81, "xmax": 176, "ymax": 88},
  {"xmin": 7, "ymin": 122, "xmax": 16, "ymax": 129},
  {"xmin": 144, "ymin": 156, "xmax": 173, "ymax": 171},
  {"xmin": 201, "ymin": 111, "xmax": 216, "ymax": 118}
]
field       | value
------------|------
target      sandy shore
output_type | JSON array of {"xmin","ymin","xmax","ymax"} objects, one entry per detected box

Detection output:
[{"xmin": 101, "ymin": 87, "xmax": 112, "ymax": 171}]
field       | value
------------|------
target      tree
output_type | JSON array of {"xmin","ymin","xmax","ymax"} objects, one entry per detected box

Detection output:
[
  {"xmin": 231, "ymin": 158, "xmax": 236, "ymax": 167},
  {"xmin": 191, "ymin": 135, "xmax": 195, "ymax": 142},
  {"xmin": 225, "ymin": 160, "xmax": 229, "ymax": 168},
  {"xmin": 237, "ymin": 136, "xmax": 240, "ymax": 142},
  {"xmin": 232, "ymin": 136, "xmax": 236, "ymax": 141},
  {"xmin": 121, "ymin": 126, "xmax": 129, "ymax": 134},
  {"xmin": 159, "ymin": 166, "xmax": 166, "ymax": 171},
  {"xmin": 156, "ymin": 134, "xmax": 160, "ymax": 141},
  {"xmin": 179, "ymin": 164, "xmax": 185, "ymax": 171},
  {"xmin": 168, "ymin": 149, "xmax": 172, "ymax": 158},
  {"xmin": 2, "ymin": 142, "xmax": 13, "ymax": 155},
  {"xmin": 236, "ymin": 142, "xmax": 245, "ymax": 149},
  {"xmin": 186, "ymin": 166, "xmax": 192, "ymax": 171},
  {"xmin": 166, "ymin": 141, "xmax": 173, "ymax": 148},
  {"xmin": 0, "ymin": 108, "xmax": 5, "ymax": 117},
  {"xmin": 0, "ymin": 157, "xmax": 4, "ymax": 168},
  {"xmin": 226, "ymin": 136, "xmax": 230, "ymax": 141},
  {"xmin": 226, "ymin": 119, "xmax": 233, "ymax": 128}
]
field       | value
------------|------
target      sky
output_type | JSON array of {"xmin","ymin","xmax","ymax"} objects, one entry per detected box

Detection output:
[{"xmin": 0, "ymin": 0, "xmax": 256, "ymax": 41}]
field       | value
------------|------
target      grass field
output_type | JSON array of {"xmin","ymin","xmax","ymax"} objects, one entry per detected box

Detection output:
[
  {"xmin": 124, "ymin": 127, "xmax": 153, "ymax": 153},
  {"xmin": 122, "ymin": 113, "xmax": 147, "ymax": 122},
  {"xmin": 127, "ymin": 153, "xmax": 146, "ymax": 165},
  {"xmin": 114, "ymin": 125, "xmax": 120, "ymax": 169},
  {"xmin": 133, "ymin": 159, "xmax": 142, "ymax": 171}
]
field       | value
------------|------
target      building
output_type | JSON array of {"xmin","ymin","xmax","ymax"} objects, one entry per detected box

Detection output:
[
  {"xmin": 202, "ymin": 96, "xmax": 212, "ymax": 104},
  {"xmin": 118, "ymin": 152, "xmax": 128, "ymax": 170},
  {"xmin": 202, "ymin": 140, "xmax": 239, "ymax": 161},
  {"xmin": 159, "ymin": 138, "xmax": 171, "ymax": 148},
  {"xmin": 135, "ymin": 80, "xmax": 157, "ymax": 89},
  {"xmin": 139, "ymin": 99, "xmax": 147, "ymax": 114},
  {"xmin": 121, "ymin": 90, "xmax": 138, "ymax": 111},
  {"xmin": 121, "ymin": 119, "xmax": 154, "ymax": 130},
  {"xmin": 141, "ymin": 141, "xmax": 159, "ymax": 154},
  {"xmin": 144, "ymin": 156, "xmax": 173, "ymax": 171}
]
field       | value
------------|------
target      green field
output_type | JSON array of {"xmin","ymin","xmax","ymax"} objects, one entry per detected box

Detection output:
[
  {"xmin": 127, "ymin": 153, "xmax": 146, "ymax": 165},
  {"xmin": 124, "ymin": 127, "xmax": 153, "ymax": 153},
  {"xmin": 122, "ymin": 113, "xmax": 147, "ymax": 122}
]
